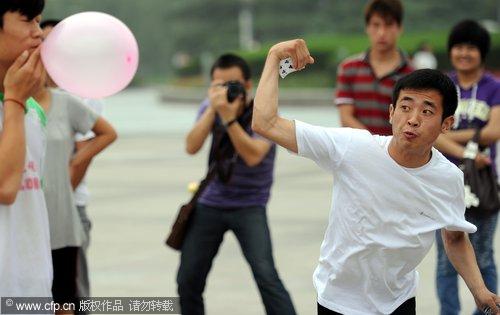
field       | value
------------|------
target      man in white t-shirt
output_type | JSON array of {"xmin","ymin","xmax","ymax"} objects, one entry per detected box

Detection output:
[
  {"xmin": 0, "ymin": 0, "xmax": 53, "ymax": 297},
  {"xmin": 252, "ymin": 39, "xmax": 500, "ymax": 315}
]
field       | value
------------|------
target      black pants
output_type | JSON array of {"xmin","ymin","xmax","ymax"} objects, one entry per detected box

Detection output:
[
  {"xmin": 317, "ymin": 297, "xmax": 416, "ymax": 315},
  {"xmin": 52, "ymin": 247, "xmax": 79, "ymax": 305}
]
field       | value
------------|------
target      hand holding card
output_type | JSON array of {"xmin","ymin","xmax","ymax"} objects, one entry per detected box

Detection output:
[
  {"xmin": 483, "ymin": 303, "xmax": 500, "ymax": 315},
  {"xmin": 279, "ymin": 57, "xmax": 297, "ymax": 78},
  {"xmin": 269, "ymin": 39, "xmax": 314, "ymax": 79}
]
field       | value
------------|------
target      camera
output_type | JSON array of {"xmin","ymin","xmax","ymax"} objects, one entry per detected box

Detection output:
[{"xmin": 224, "ymin": 81, "xmax": 246, "ymax": 103}]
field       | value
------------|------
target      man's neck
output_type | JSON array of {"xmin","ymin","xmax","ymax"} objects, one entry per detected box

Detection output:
[
  {"xmin": 457, "ymin": 68, "xmax": 484, "ymax": 89},
  {"xmin": 369, "ymin": 47, "xmax": 400, "ymax": 64},
  {"xmin": 388, "ymin": 139, "xmax": 432, "ymax": 168}
]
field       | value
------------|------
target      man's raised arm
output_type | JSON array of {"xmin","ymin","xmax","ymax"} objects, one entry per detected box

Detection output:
[{"xmin": 252, "ymin": 39, "xmax": 314, "ymax": 153}]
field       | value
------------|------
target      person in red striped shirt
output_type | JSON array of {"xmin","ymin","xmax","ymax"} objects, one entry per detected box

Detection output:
[{"xmin": 335, "ymin": 0, "xmax": 413, "ymax": 136}]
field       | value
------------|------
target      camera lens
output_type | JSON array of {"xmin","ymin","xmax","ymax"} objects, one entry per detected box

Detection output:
[{"xmin": 226, "ymin": 81, "xmax": 245, "ymax": 103}]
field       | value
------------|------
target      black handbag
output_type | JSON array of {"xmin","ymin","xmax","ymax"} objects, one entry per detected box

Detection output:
[
  {"xmin": 460, "ymin": 128, "xmax": 500, "ymax": 218},
  {"xmin": 165, "ymin": 162, "xmax": 218, "ymax": 250}
]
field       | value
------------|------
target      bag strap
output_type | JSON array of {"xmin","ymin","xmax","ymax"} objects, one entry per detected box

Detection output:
[
  {"xmin": 472, "ymin": 127, "xmax": 482, "ymax": 144},
  {"xmin": 187, "ymin": 120, "xmax": 236, "ymax": 203},
  {"xmin": 212, "ymin": 100, "xmax": 254, "ymax": 183},
  {"xmin": 189, "ymin": 162, "xmax": 217, "ymax": 202}
]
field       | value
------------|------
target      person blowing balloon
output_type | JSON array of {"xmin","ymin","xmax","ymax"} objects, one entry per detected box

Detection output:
[
  {"xmin": 252, "ymin": 39, "xmax": 500, "ymax": 315},
  {"xmin": 0, "ymin": 0, "xmax": 52, "ymax": 299}
]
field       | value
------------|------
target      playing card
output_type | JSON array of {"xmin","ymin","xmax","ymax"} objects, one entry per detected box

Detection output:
[
  {"xmin": 483, "ymin": 303, "xmax": 500, "ymax": 315},
  {"xmin": 279, "ymin": 57, "xmax": 296, "ymax": 78}
]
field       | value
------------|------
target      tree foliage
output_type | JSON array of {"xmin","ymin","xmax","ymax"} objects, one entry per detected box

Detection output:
[{"xmin": 44, "ymin": 0, "xmax": 499, "ymax": 83}]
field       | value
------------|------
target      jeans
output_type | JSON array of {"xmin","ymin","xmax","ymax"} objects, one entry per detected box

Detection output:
[
  {"xmin": 436, "ymin": 212, "xmax": 498, "ymax": 315},
  {"xmin": 176, "ymin": 203, "xmax": 296, "ymax": 315}
]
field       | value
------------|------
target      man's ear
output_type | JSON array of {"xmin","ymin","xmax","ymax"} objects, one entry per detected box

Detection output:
[
  {"xmin": 389, "ymin": 104, "xmax": 394, "ymax": 124},
  {"xmin": 441, "ymin": 116, "xmax": 454, "ymax": 133}
]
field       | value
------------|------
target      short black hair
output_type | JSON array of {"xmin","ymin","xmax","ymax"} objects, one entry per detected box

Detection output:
[
  {"xmin": 0, "ymin": 0, "xmax": 44, "ymax": 28},
  {"xmin": 365, "ymin": 0, "xmax": 403, "ymax": 26},
  {"xmin": 40, "ymin": 19, "xmax": 60, "ymax": 29},
  {"xmin": 210, "ymin": 53, "xmax": 251, "ymax": 81},
  {"xmin": 448, "ymin": 20, "xmax": 490, "ymax": 62},
  {"xmin": 392, "ymin": 69, "xmax": 458, "ymax": 121}
]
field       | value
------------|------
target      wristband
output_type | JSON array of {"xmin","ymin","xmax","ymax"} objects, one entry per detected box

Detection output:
[
  {"xmin": 223, "ymin": 118, "xmax": 237, "ymax": 129},
  {"xmin": 4, "ymin": 98, "xmax": 27, "ymax": 113}
]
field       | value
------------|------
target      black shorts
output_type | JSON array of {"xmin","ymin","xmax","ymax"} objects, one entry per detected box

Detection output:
[
  {"xmin": 52, "ymin": 247, "xmax": 79, "ymax": 304},
  {"xmin": 317, "ymin": 297, "xmax": 416, "ymax": 315}
]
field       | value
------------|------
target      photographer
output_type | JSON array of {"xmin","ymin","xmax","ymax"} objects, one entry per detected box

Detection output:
[{"xmin": 176, "ymin": 54, "xmax": 296, "ymax": 315}]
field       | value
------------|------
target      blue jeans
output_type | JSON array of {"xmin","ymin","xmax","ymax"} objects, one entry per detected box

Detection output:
[
  {"xmin": 436, "ymin": 212, "xmax": 498, "ymax": 315},
  {"xmin": 176, "ymin": 203, "xmax": 296, "ymax": 315}
]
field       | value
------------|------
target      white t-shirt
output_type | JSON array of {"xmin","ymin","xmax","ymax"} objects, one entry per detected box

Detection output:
[
  {"xmin": 294, "ymin": 121, "xmax": 476, "ymax": 315},
  {"xmin": 74, "ymin": 98, "xmax": 104, "ymax": 207},
  {"xmin": 0, "ymin": 98, "xmax": 53, "ymax": 297}
]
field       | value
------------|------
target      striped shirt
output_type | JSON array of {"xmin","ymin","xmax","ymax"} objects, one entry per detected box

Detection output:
[{"xmin": 335, "ymin": 51, "xmax": 413, "ymax": 135}]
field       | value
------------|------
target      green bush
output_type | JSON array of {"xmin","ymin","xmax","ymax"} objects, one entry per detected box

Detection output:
[{"xmin": 175, "ymin": 32, "xmax": 500, "ymax": 87}]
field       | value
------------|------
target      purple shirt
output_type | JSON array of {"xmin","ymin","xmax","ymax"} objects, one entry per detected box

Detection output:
[
  {"xmin": 448, "ymin": 73, "xmax": 500, "ymax": 171},
  {"xmin": 195, "ymin": 99, "xmax": 276, "ymax": 208}
]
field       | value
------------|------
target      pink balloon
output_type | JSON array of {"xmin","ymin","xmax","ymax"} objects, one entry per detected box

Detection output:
[{"xmin": 41, "ymin": 12, "xmax": 139, "ymax": 98}]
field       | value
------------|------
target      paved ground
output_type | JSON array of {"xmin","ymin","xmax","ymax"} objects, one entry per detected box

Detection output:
[{"xmin": 82, "ymin": 89, "xmax": 499, "ymax": 314}]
